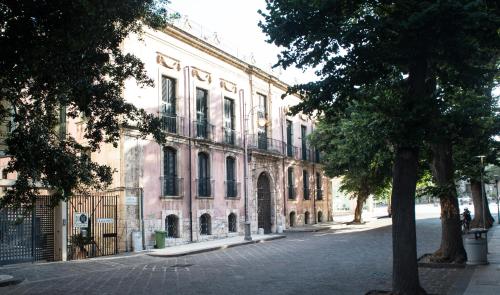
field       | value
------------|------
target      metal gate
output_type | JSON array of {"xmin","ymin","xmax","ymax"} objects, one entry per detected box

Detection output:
[
  {"xmin": 257, "ymin": 173, "xmax": 272, "ymax": 234},
  {"xmin": 0, "ymin": 196, "xmax": 55, "ymax": 265},
  {"xmin": 67, "ymin": 192, "xmax": 118, "ymax": 260}
]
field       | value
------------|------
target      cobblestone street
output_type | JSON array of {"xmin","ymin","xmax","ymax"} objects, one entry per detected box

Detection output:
[{"xmin": 0, "ymin": 214, "xmax": 472, "ymax": 295}]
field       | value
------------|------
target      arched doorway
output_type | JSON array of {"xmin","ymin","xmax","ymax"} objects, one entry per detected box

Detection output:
[
  {"xmin": 257, "ymin": 173, "xmax": 272, "ymax": 234},
  {"xmin": 290, "ymin": 211, "xmax": 296, "ymax": 227},
  {"xmin": 305, "ymin": 211, "xmax": 310, "ymax": 225}
]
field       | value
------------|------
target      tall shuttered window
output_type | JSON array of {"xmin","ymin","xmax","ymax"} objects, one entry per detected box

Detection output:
[
  {"xmin": 163, "ymin": 148, "xmax": 177, "ymax": 196},
  {"xmin": 196, "ymin": 88, "xmax": 208, "ymax": 138},
  {"xmin": 161, "ymin": 76, "xmax": 177, "ymax": 133}
]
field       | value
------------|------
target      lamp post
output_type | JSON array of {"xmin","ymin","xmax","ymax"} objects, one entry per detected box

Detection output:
[
  {"xmin": 495, "ymin": 175, "xmax": 500, "ymax": 225},
  {"xmin": 477, "ymin": 155, "xmax": 486, "ymax": 229},
  {"xmin": 241, "ymin": 94, "xmax": 267, "ymax": 241}
]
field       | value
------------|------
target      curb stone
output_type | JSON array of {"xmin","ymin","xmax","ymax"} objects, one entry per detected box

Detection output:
[{"xmin": 148, "ymin": 235, "xmax": 286, "ymax": 258}]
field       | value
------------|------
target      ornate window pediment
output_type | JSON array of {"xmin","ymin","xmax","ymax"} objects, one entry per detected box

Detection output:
[
  {"xmin": 157, "ymin": 53, "xmax": 181, "ymax": 71},
  {"xmin": 192, "ymin": 67, "xmax": 212, "ymax": 83},
  {"xmin": 220, "ymin": 78, "xmax": 237, "ymax": 93}
]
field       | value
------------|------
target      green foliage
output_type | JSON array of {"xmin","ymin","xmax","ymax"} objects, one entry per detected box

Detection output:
[
  {"xmin": 0, "ymin": 0, "xmax": 177, "ymax": 208},
  {"xmin": 310, "ymin": 101, "xmax": 393, "ymax": 200},
  {"xmin": 259, "ymin": 0, "xmax": 499, "ymax": 147}
]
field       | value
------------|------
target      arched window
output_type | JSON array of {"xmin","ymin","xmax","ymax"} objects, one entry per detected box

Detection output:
[
  {"xmin": 163, "ymin": 147, "xmax": 177, "ymax": 196},
  {"xmin": 317, "ymin": 211, "xmax": 323, "ymax": 223},
  {"xmin": 305, "ymin": 211, "xmax": 310, "ymax": 225},
  {"xmin": 198, "ymin": 153, "xmax": 211, "ymax": 197},
  {"xmin": 289, "ymin": 211, "xmax": 296, "ymax": 227},
  {"xmin": 165, "ymin": 214, "xmax": 179, "ymax": 238},
  {"xmin": 226, "ymin": 157, "xmax": 237, "ymax": 198},
  {"xmin": 228, "ymin": 213, "xmax": 237, "ymax": 233},
  {"xmin": 200, "ymin": 213, "xmax": 211, "ymax": 235}
]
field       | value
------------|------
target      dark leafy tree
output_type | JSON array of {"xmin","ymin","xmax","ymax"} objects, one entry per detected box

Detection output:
[
  {"xmin": 310, "ymin": 103, "xmax": 392, "ymax": 224},
  {"xmin": 259, "ymin": 1, "xmax": 499, "ymax": 293},
  {"xmin": 452, "ymin": 87, "xmax": 500, "ymax": 229},
  {"xmin": 0, "ymin": 0, "xmax": 176, "ymax": 208}
]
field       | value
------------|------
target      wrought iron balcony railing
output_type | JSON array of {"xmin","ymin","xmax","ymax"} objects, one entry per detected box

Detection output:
[
  {"xmin": 314, "ymin": 149, "xmax": 321, "ymax": 163},
  {"xmin": 193, "ymin": 120, "xmax": 215, "ymax": 141},
  {"xmin": 222, "ymin": 127, "xmax": 241, "ymax": 146},
  {"xmin": 161, "ymin": 114, "xmax": 184, "ymax": 135},
  {"xmin": 297, "ymin": 147, "xmax": 313, "ymax": 162},
  {"xmin": 286, "ymin": 144, "xmax": 298, "ymax": 158},
  {"xmin": 248, "ymin": 135, "xmax": 284, "ymax": 154},
  {"xmin": 196, "ymin": 178, "xmax": 215, "ymax": 198},
  {"xmin": 160, "ymin": 177, "xmax": 183, "ymax": 197},
  {"xmin": 225, "ymin": 180, "xmax": 240, "ymax": 198}
]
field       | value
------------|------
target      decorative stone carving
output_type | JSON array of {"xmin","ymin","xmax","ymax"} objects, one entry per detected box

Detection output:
[
  {"xmin": 156, "ymin": 53, "xmax": 181, "ymax": 71},
  {"xmin": 220, "ymin": 78, "xmax": 237, "ymax": 93},
  {"xmin": 192, "ymin": 67, "xmax": 212, "ymax": 83}
]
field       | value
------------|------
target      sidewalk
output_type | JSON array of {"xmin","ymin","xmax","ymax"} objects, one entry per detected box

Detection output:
[
  {"xmin": 148, "ymin": 234, "xmax": 285, "ymax": 257},
  {"xmin": 462, "ymin": 223, "xmax": 500, "ymax": 294}
]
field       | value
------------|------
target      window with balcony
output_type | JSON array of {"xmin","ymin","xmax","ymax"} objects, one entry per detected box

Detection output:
[
  {"xmin": 303, "ymin": 170, "xmax": 310, "ymax": 200},
  {"xmin": 287, "ymin": 167, "xmax": 295, "ymax": 199},
  {"xmin": 316, "ymin": 172, "xmax": 323, "ymax": 200},
  {"xmin": 286, "ymin": 120, "xmax": 293, "ymax": 157},
  {"xmin": 161, "ymin": 76, "xmax": 177, "ymax": 134},
  {"xmin": 223, "ymin": 97, "xmax": 235, "ymax": 145},
  {"xmin": 195, "ymin": 88, "xmax": 209, "ymax": 138},
  {"xmin": 163, "ymin": 147, "xmax": 177, "ymax": 196},
  {"xmin": 226, "ymin": 157, "xmax": 237, "ymax": 198},
  {"xmin": 257, "ymin": 93, "xmax": 268, "ymax": 150},
  {"xmin": 301, "ymin": 125, "xmax": 308, "ymax": 160},
  {"xmin": 197, "ymin": 152, "xmax": 211, "ymax": 197}
]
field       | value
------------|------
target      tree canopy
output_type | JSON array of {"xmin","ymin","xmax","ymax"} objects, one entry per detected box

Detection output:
[
  {"xmin": 0, "ymin": 0, "xmax": 175, "ymax": 208},
  {"xmin": 260, "ymin": 1, "xmax": 499, "ymax": 293}
]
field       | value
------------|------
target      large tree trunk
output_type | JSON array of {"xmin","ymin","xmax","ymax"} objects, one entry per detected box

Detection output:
[
  {"xmin": 352, "ymin": 193, "xmax": 368, "ymax": 223},
  {"xmin": 470, "ymin": 179, "xmax": 494, "ymax": 228},
  {"xmin": 392, "ymin": 147, "xmax": 426, "ymax": 294},
  {"xmin": 429, "ymin": 142, "xmax": 466, "ymax": 263}
]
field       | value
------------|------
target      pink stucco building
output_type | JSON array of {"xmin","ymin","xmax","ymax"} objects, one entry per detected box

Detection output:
[{"xmin": 72, "ymin": 25, "xmax": 333, "ymax": 248}]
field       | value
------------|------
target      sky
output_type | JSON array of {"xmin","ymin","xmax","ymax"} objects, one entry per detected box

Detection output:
[{"xmin": 167, "ymin": 0, "xmax": 317, "ymax": 85}]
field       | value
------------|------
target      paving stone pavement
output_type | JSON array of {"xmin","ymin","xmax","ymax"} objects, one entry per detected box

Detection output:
[{"xmin": 0, "ymin": 217, "xmax": 472, "ymax": 295}]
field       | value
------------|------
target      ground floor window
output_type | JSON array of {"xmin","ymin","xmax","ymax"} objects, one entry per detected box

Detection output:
[
  {"xmin": 165, "ymin": 214, "xmax": 179, "ymax": 238},
  {"xmin": 228, "ymin": 213, "xmax": 237, "ymax": 233},
  {"xmin": 289, "ymin": 211, "xmax": 296, "ymax": 227},
  {"xmin": 305, "ymin": 211, "xmax": 310, "ymax": 225},
  {"xmin": 200, "ymin": 213, "xmax": 211, "ymax": 235}
]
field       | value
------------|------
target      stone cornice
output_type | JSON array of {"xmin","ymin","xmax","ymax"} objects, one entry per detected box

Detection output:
[{"xmin": 159, "ymin": 25, "xmax": 291, "ymax": 93}]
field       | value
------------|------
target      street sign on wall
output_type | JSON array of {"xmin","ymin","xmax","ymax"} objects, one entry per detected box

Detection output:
[{"xmin": 74, "ymin": 213, "xmax": 89, "ymax": 228}]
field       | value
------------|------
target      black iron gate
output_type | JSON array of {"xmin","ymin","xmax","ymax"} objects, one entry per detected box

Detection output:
[
  {"xmin": 257, "ymin": 173, "xmax": 272, "ymax": 234},
  {"xmin": 67, "ymin": 193, "xmax": 118, "ymax": 260},
  {"xmin": 0, "ymin": 196, "xmax": 55, "ymax": 265}
]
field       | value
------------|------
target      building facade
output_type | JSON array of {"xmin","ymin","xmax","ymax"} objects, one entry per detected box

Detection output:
[
  {"xmin": 84, "ymin": 25, "xmax": 332, "ymax": 248},
  {"xmin": 0, "ymin": 22, "xmax": 333, "ymax": 261}
]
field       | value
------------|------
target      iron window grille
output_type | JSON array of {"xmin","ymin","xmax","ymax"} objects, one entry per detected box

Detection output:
[
  {"xmin": 200, "ymin": 214, "xmax": 211, "ymax": 235},
  {"xmin": 165, "ymin": 215, "xmax": 179, "ymax": 238},
  {"xmin": 228, "ymin": 213, "xmax": 237, "ymax": 233}
]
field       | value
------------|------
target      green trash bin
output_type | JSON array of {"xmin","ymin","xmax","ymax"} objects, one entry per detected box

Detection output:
[{"xmin": 155, "ymin": 230, "xmax": 166, "ymax": 249}]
